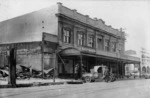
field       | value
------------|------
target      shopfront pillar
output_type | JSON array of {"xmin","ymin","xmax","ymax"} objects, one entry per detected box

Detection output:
[
  {"xmin": 80, "ymin": 54, "xmax": 83, "ymax": 78},
  {"xmin": 116, "ymin": 60, "xmax": 119, "ymax": 79}
]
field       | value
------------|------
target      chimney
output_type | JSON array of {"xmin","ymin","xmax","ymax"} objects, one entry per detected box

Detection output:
[{"xmin": 57, "ymin": 2, "xmax": 63, "ymax": 13}]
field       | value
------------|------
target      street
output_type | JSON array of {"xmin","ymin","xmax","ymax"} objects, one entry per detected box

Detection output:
[{"xmin": 0, "ymin": 79, "xmax": 150, "ymax": 98}]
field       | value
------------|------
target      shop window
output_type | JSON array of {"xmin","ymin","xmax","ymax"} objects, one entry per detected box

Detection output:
[
  {"xmin": 77, "ymin": 31, "xmax": 86, "ymax": 46},
  {"xmin": 105, "ymin": 39, "xmax": 109, "ymax": 51},
  {"xmin": 88, "ymin": 35, "xmax": 94, "ymax": 48},
  {"xmin": 62, "ymin": 28, "xmax": 71, "ymax": 43}
]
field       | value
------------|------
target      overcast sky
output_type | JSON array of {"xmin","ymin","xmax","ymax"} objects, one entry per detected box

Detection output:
[{"xmin": 0, "ymin": 0, "xmax": 150, "ymax": 56}]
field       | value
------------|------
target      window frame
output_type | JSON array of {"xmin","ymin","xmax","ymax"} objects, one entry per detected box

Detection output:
[
  {"xmin": 88, "ymin": 35, "xmax": 94, "ymax": 48},
  {"xmin": 111, "ymin": 42, "xmax": 116, "ymax": 52},
  {"xmin": 62, "ymin": 27, "xmax": 72, "ymax": 44},
  {"xmin": 97, "ymin": 36, "xmax": 104, "ymax": 50},
  {"xmin": 105, "ymin": 39, "xmax": 109, "ymax": 51},
  {"xmin": 77, "ymin": 31, "xmax": 86, "ymax": 46}
]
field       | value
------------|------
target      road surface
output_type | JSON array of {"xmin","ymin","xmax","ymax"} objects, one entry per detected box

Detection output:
[{"xmin": 0, "ymin": 79, "xmax": 150, "ymax": 98}]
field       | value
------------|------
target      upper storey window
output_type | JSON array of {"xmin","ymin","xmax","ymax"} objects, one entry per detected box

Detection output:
[
  {"xmin": 88, "ymin": 35, "xmax": 94, "ymax": 48},
  {"xmin": 97, "ymin": 36, "xmax": 103, "ymax": 50},
  {"xmin": 77, "ymin": 31, "xmax": 86, "ymax": 46},
  {"xmin": 105, "ymin": 39, "xmax": 109, "ymax": 51},
  {"xmin": 111, "ymin": 42, "xmax": 116, "ymax": 52},
  {"xmin": 62, "ymin": 28, "xmax": 71, "ymax": 43}
]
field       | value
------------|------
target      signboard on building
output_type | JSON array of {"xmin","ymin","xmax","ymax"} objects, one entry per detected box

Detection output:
[
  {"xmin": 42, "ymin": 32, "xmax": 58, "ymax": 53},
  {"xmin": 43, "ymin": 32, "xmax": 58, "ymax": 43},
  {"xmin": 81, "ymin": 47, "xmax": 96, "ymax": 54},
  {"xmin": 17, "ymin": 47, "xmax": 41, "ymax": 55},
  {"xmin": 43, "ymin": 41, "xmax": 57, "ymax": 53}
]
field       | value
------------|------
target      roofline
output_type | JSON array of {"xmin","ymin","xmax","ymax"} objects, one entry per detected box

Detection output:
[{"xmin": 57, "ymin": 13, "xmax": 122, "ymax": 39}]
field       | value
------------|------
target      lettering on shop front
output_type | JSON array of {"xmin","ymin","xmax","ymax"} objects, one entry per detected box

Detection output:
[
  {"xmin": 81, "ymin": 47, "xmax": 96, "ymax": 53},
  {"xmin": 17, "ymin": 47, "xmax": 41, "ymax": 55}
]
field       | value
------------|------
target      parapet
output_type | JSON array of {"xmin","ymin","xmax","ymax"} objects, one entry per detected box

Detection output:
[{"xmin": 57, "ymin": 2, "xmax": 124, "ymax": 38}]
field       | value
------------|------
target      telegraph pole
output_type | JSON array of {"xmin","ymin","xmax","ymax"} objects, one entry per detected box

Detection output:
[
  {"xmin": 9, "ymin": 46, "xmax": 17, "ymax": 87},
  {"xmin": 41, "ymin": 33, "xmax": 44, "ymax": 78}
]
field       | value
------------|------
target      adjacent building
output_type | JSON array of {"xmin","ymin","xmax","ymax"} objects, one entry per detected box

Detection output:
[
  {"xmin": 124, "ymin": 50, "xmax": 140, "ymax": 75},
  {"xmin": 0, "ymin": 3, "xmax": 140, "ymax": 78}
]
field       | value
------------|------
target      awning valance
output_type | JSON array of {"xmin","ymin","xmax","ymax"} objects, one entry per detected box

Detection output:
[{"xmin": 59, "ymin": 47, "xmax": 81, "ymax": 56}]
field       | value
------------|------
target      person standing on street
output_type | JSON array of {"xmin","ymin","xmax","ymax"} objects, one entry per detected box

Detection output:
[
  {"xmin": 104, "ymin": 67, "xmax": 110, "ymax": 82},
  {"xmin": 75, "ymin": 64, "xmax": 79, "ymax": 80}
]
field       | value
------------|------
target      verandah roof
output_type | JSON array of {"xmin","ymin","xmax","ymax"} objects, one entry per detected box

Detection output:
[{"xmin": 59, "ymin": 47, "xmax": 140, "ymax": 64}]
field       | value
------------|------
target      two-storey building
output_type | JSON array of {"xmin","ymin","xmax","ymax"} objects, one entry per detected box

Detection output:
[
  {"xmin": 0, "ymin": 3, "xmax": 140, "ymax": 79},
  {"xmin": 57, "ymin": 3, "xmax": 140, "ymax": 78}
]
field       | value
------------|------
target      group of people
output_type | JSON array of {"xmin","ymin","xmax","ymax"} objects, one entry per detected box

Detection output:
[
  {"xmin": 103, "ymin": 67, "xmax": 116, "ymax": 82},
  {"xmin": 103, "ymin": 67, "xmax": 110, "ymax": 82}
]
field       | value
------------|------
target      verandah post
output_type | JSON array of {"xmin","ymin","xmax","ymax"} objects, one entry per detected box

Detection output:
[
  {"xmin": 41, "ymin": 33, "xmax": 44, "ymax": 78},
  {"xmin": 80, "ymin": 53, "xmax": 82, "ymax": 79}
]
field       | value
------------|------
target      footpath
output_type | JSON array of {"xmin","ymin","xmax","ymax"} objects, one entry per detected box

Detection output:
[
  {"xmin": 0, "ymin": 78, "xmax": 83, "ymax": 88},
  {"xmin": 0, "ymin": 77, "xmax": 145, "ymax": 88}
]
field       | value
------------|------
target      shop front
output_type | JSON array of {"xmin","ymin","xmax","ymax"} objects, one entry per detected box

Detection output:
[
  {"xmin": 58, "ymin": 47, "xmax": 119, "ymax": 79},
  {"xmin": 58, "ymin": 46, "xmax": 140, "ymax": 79},
  {"xmin": 58, "ymin": 47, "xmax": 81, "ymax": 78}
]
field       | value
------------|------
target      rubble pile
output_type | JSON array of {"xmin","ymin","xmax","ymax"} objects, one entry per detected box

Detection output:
[{"xmin": 0, "ymin": 65, "xmax": 54, "ymax": 80}]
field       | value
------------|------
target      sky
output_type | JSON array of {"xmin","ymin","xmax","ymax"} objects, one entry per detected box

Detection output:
[{"xmin": 0, "ymin": 0, "xmax": 150, "ymax": 56}]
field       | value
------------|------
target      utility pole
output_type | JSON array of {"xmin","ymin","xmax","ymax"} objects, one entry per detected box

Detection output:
[
  {"xmin": 53, "ymin": 52, "xmax": 57, "ymax": 83},
  {"xmin": 9, "ymin": 46, "xmax": 17, "ymax": 87},
  {"xmin": 80, "ymin": 54, "xmax": 82, "ymax": 79},
  {"xmin": 41, "ymin": 33, "xmax": 45, "ymax": 78}
]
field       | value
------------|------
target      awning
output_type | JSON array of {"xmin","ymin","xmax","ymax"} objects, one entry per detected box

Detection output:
[
  {"xmin": 59, "ymin": 47, "xmax": 81, "ymax": 56},
  {"xmin": 82, "ymin": 53, "xmax": 140, "ymax": 64},
  {"xmin": 81, "ymin": 53, "xmax": 118, "ymax": 61},
  {"xmin": 59, "ymin": 47, "xmax": 140, "ymax": 64}
]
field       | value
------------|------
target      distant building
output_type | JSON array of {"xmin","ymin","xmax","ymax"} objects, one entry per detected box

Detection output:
[
  {"xmin": 124, "ymin": 50, "xmax": 139, "ymax": 74},
  {"xmin": 125, "ymin": 50, "xmax": 136, "ymax": 56},
  {"xmin": 0, "ymin": 3, "xmax": 140, "ymax": 78},
  {"xmin": 140, "ymin": 48, "xmax": 150, "ymax": 75}
]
